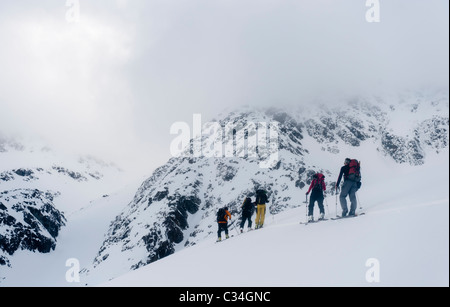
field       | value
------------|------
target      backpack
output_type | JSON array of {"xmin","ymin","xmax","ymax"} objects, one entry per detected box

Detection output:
[
  {"xmin": 242, "ymin": 198, "xmax": 254, "ymax": 215},
  {"xmin": 217, "ymin": 208, "xmax": 226, "ymax": 222},
  {"xmin": 255, "ymin": 190, "xmax": 268, "ymax": 204},
  {"xmin": 348, "ymin": 159, "xmax": 361, "ymax": 182},
  {"xmin": 312, "ymin": 173, "xmax": 325, "ymax": 191}
]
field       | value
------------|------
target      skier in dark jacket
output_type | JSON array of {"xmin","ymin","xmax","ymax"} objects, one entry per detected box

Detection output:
[
  {"xmin": 306, "ymin": 173, "xmax": 326, "ymax": 222},
  {"xmin": 240, "ymin": 197, "xmax": 256, "ymax": 233},
  {"xmin": 336, "ymin": 158, "xmax": 358, "ymax": 216}
]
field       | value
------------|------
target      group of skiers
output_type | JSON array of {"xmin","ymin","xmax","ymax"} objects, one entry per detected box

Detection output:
[
  {"xmin": 216, "ymin": 189, "xmax": 268, "ymax": 242},
  {"xmin": 216, "ymin": 158, "xmax": 362, "ymax": 242}
]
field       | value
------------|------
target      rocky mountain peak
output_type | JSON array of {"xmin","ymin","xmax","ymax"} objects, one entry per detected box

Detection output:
[{"xmin": 82, "ymin": 91, "xmax": 448, "ymax": 282}]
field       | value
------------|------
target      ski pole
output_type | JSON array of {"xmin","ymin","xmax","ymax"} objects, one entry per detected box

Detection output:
[
  {"xmin": 304, "ymin": 194, "xmax": 309, "ymax": 223},
  {"xmin": 234, "ymin": 222, "xmax": 240, "ymax": 235},
  {"xmin": 335, "ymin": 186, "xmax": 338, "ymax": 217},
  {"xmin": 271, "ymin": 195, "xmax": 275, "ymax": 224},
  {"xmin": 229, "ymin": 219, "xmax": 239, "ymax": 236},
  {"xmin": 356, "ymin": 192, "xmax": 363, "ymax": 210}
]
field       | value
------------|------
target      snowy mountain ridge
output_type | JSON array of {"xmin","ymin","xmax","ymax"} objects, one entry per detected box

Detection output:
[
  {"xmin": 0, "ymin": 136, "xmax": 126, "ymax": 269},
  {"xmin": 80, "ymin": 90, "xmax": 449, "ymax": 285}
]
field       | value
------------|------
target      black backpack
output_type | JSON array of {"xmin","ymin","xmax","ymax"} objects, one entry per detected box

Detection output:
[
  {"xmin": 255, "ymin": 190, "xmax": 268, "ymax": 204},
  {"xmin": 217, "ymin": 208, "xmax": 226, "ymax": 222},
  {"xmin": 242, "ymin": 198, "xmax": 254, "ymax": 215}
]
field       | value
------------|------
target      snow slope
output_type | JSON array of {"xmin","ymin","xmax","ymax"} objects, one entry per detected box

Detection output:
[
  {"xmin": 83, "ymin": 91, "xmax": 449, "ymax": 285},
  {"xmin": 0, "ymin": 177, "xmax": 143, "ymax": 286},
  {"xmin": 0, "ymin": 136, "xmax": 140, "ymax": 285},
  {"xmin": 103, "ymin": 150, "xmax": 449, "ymax": 287},
  {"xmin": 1, "ymin": 91, "xmax": 448, "ymax": 287}
]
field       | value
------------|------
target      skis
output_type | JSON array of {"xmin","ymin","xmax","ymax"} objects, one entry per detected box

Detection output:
[
  {"xmin": 215, "ymin": 235, "xmax": 234, "ymax": 243},
  {"xmin": 330, "ymin": 213, "xmax": 365, "ymax": 220},
  {"xmin": 300, "ymin": 212, "xmax": 366, "ymax": 225},
  {"xmin": 299, "ymin": 218, "xmax": 329, "ymax": 225},
  {"xmin": 215, "ymin": 227, "xmax": 254, "ymax": 243},
  {"xmin": 239, "ymin": 228, "xmax": 255, "ymax": 234}
]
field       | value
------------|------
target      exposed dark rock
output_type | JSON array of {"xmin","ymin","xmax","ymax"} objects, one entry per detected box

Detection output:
[
  {"xmin": 52, "ymin": 166, "xmax": 87, "ymax": 181},
  {"xmin": 0, "ymin": 189, "xmax": 66, "ymax": 266},
  {"xmin": 13, "ymin": 169, "xmax": 34, "ymax": 177}
]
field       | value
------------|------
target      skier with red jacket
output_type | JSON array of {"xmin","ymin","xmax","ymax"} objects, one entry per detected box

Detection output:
[{"xmin": 306, "ymin": 173, "xmax": 326, "ymax": 222}]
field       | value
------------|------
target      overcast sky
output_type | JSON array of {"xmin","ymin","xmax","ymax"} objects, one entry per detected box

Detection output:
[{"xmin": 0, "ymin": 0, "xmax": 448, "ymax": 175}]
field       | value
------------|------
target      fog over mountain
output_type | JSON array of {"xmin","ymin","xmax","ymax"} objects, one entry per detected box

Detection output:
[
  {"xmin": 0, "ymin": 1, "xmax": 448, "ymax": 175},
  {"xmin": 0, "ymin": 0, "xmax": 448, "ymax": 288}
]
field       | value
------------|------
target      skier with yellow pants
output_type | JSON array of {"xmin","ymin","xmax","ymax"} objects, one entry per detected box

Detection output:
[{"xmin": 254, "ymin": 190, "xmax": 268, "ymax": 229}]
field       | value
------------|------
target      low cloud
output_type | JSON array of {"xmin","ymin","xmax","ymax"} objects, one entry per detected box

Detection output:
[{"xmin": 0, "ymin": 0, "xmax": 448, "ymax": 175}]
